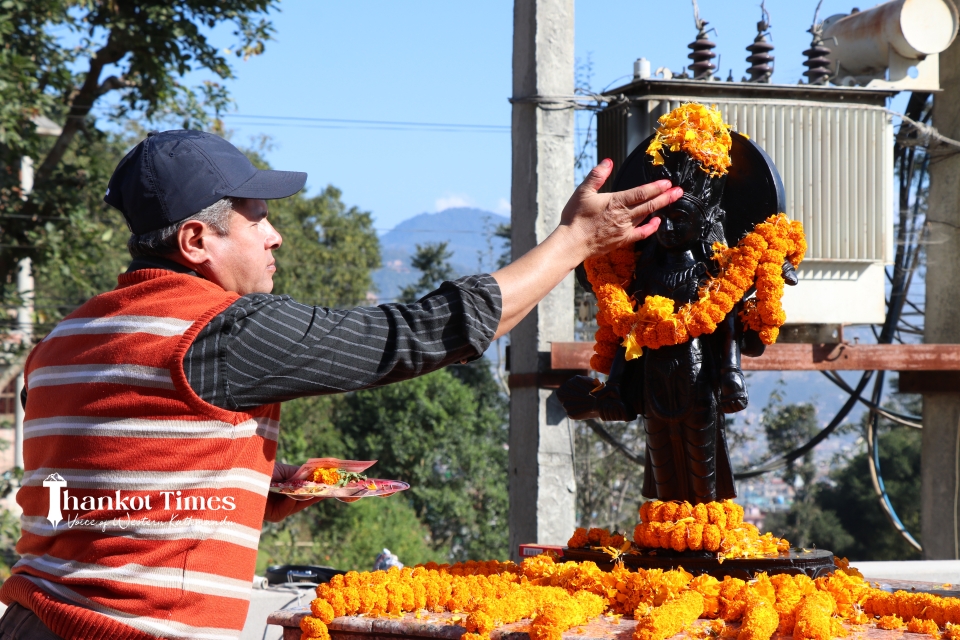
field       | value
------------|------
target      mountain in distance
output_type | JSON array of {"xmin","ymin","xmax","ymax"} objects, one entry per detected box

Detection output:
[{"xmin": 372, "ymin": 207, "xmax": 509, "ymax": 303}]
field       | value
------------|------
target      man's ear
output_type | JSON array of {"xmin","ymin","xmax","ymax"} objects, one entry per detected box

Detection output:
[{"xmin": 177, "ymin": 220, "xmax": 211, "ymax": 267}]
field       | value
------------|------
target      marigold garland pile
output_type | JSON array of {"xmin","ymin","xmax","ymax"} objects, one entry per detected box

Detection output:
[
  {"xmin": 298, "ymin": 553, "xmax": 960, "ymax": 640},
  {"xmin": 567, "ymin": 500, "xmax": 789, "ymax": 560},
  {"xmin": 584, "ymin": 213, "xmax": 806, "ymax": 374}
]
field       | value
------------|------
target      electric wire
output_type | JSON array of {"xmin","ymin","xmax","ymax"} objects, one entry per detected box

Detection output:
[
  {"xmin": 820, "ymin": 370, "xmax": 923, "ymax": 428},
  {"xmin": 865, "ymin": 369, "xmax": 922, "ymax": 551}
]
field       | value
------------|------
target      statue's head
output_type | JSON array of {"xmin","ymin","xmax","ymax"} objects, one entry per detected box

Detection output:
[{"xmin": 652, "ymin": 147, "xmax": 728, "ymax": 250}]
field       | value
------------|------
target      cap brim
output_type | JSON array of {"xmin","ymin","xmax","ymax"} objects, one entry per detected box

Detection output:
[{"xmin": 227, "ymin": 169, "xmax": 307, "ymax": 200}]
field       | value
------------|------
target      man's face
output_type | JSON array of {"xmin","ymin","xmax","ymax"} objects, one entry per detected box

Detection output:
[{"xmin": 202, "ymin": 199, "xmax": 282, "ymax": 295}]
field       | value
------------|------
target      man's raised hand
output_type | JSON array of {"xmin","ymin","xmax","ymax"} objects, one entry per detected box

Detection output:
[{"xmin": 560, "ymin": 158, "xmax": 683, "ymax": 262}]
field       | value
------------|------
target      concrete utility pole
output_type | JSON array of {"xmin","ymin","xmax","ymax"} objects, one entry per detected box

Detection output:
[
  {"xmin": 509, "ymin": 0, "xmax": 576, "ymax": 558},
  {"xmin": 922, "ymin": 37, "xmax": 960, "ymax": 559}
]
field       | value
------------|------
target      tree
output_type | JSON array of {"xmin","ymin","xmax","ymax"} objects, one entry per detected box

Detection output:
[
  {"xmin": 334, "ymin": 366, "xmax": 509, "ymax": 561},
  {"xmin": 1, "ymin": 0, "xmax": 277, "ymax": 335},
  {"xmin": 398, "ymin": 242, "xmax": 455, "ymax": 303},
  {"xmin": 762, "ymin": 389, "xmax": 923, "ymax": 560}
]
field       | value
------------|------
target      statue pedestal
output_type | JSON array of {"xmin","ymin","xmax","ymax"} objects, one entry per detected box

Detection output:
[{"xmin": 561, "ymin": 547, "xmax": 836, "ymax": 580}]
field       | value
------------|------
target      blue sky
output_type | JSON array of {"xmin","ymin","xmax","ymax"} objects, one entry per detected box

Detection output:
[{"xmin": 199, "ymin": 0, "xmax": 903, "ymax": 232}]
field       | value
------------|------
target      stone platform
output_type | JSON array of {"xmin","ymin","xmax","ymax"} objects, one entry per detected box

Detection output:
[
  {"xmin": 267, "ymin": 608, "xmax": 947, "ymax": 640},
  {"xmin": 265, "ymin": 562, "xmax": 960, "ymax": 639}
]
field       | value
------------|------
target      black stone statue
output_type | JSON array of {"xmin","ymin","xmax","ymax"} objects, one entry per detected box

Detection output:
[{"xmin": 558, "ymin": 131, "xmax": 796, "ymax": 505}]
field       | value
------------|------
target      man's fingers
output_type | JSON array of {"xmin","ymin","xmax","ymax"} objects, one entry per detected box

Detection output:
[
  {"xmin": 611, "ymin": 179, "xmax": 674, "ymax": 209},
  {"xmin": 579, "ymin": 159, "xmax": 614, "ymax": 193},
  {"xmin": 626, "ymin": 187, "xmax": 682, "ymax": 223},
  {"xmin": 626, "ymin": 215, "xmax": 661, "ymax": 244}
]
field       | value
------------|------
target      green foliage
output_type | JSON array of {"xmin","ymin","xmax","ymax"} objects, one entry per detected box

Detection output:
[
  {"xmin": 574, "ymin": 419, "xmax": 645, "ymax": 533},
  {"xmin": 762, "ymin": 393, "xmax": 818, "ymax": 489},
  {"xmin": 398, "ymin": 242, "xmax": 455, "ymax": 303},
  {"xmin": 264, "ymin": 361, "xmax": 509, "ymax": 567},
  {"xmin": 762, "ymin": 390, "xmax": 923, "ymax": 560},
  {"xmin": 335, "ymin": 364, "xmax": 509, "ymax": 561},
  {"xmin": 258, "ymin": 496, "xmax": 444, "ymax": 574},
  {"xmin": 812, "ymin": 426, "xmax": 921, "ymax": 560},
  {"xmin": 25, "ymin": 129, "xmax": 135, "ymax": 336},
  {"xmin": 1, "ymin": 0, "xmax": 276, "ymax": 318}
]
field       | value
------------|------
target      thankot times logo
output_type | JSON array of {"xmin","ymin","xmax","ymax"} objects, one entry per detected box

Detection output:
[
  {"xmin": 41, "ymin": 472, "xmax": 236, "ymax": 530},
  {"xmin": 43, "ymin": 473, "xmax": 68, "ymax": 528}
]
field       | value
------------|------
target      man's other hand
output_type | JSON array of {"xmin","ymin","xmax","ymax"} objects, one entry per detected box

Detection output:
[{"xmin": 263, "ymin": 462, "xmax": 323, "ymax": 523}]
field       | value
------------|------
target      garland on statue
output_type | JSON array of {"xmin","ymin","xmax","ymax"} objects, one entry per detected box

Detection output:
[
  {"xmin": 585, "ymin": 214, "xmax": 806, "ymax": 374},
  {"xmin": 297, "ymin": 550, "xmax": 960, "ymax": 640},
  {"xmin": 584, "ymin": 103, "xmax": 806, "ymax": 374}
]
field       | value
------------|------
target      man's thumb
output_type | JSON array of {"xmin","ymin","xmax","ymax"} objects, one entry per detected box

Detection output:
[{"xmin": 580, "ymin": 159, "xmax": 613, "ymax": 193}]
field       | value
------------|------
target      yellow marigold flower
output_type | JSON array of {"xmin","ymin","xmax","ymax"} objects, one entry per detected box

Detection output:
[
  {"xmin": 738, "ymin": 591, "xmax": 779, "ymax": 640},
  {"xmin": 310, "ymin": 467, "xmax": 341, "ymax": 485},
  {"xmin": 793, "ymin": 592, "xmax": 837, "ymax": 640},
  {"xmin": 945, "ymin": 622, "xmax": 960, "ymax": 640},
  {"xmin": 634, "ymin": 590, "xmax": 705, "ymax": 640},
  {"xmin": 646, "ymin": 103, "xmax": 733, "ymax": 177}
]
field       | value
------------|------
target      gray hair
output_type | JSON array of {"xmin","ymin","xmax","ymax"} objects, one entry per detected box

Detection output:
[{"xmin": 127, "ymin": 197, "xmax": 239, "ymax": 259}]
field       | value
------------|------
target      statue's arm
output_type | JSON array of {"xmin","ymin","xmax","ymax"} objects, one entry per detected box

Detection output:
[
  {"xmin": 717, "ymin": 310, "xmax": 749, "ymax": 413},
  {"xmin": 557, "ymin": 347, "xmax": 639, "ymax": 422}
]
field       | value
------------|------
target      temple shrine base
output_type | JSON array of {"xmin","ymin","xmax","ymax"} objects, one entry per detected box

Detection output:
[{"xmin": 561, "ymin": 547, "xmax": 837, "ymax": 580}]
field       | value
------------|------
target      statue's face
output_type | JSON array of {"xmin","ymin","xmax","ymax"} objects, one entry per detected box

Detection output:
[{"xmin": 655, "ymin": 197, "xmax": 702, "ymax": 249}]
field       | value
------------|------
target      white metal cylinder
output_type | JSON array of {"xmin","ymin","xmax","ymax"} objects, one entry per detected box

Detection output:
[
  {"xmin": 823, "ymin": 0, "xmax": 959, "ymax": 76},
  {"xmin": 634, "ymin": 57, "xmax": 651, "ymax": 80}
]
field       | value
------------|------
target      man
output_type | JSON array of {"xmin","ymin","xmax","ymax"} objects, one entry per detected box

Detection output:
[{"xmin": 0, "ymin": 130, "xmax": 681, "ymax": 639}]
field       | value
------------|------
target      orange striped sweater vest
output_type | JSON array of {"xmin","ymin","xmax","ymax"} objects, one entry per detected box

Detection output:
[{"xmin": 0, "ymin": 268, "xmax": 281, "ymax": 640}]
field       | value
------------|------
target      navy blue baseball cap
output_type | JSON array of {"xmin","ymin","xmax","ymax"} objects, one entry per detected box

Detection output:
[{"xmin": 104, "ymin": 130, "xmax": 307, "ymax": 235}]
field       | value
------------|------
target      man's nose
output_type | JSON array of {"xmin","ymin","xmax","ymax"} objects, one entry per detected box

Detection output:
[{"xmin": 265, "ymin": 220, "xmax": 282, "ymax": 250}]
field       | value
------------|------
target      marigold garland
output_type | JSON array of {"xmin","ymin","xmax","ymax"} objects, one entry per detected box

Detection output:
[
  {"xmin": 302, "ymin": 554, "xmax": 960, "ymax": 640},
  {"xmin": 585, "ymin": 214, "xmax": 806, "ymax": 374},
  {"xmin": 568, "ymin": 500, "xmax": 788, "ymax": 560}
]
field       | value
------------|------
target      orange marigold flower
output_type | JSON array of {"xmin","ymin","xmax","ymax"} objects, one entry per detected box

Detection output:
[
  {"xmin": 568, "ymin": 527, "xmax": 589, "ymax": 549},
  {"xmin": 738, "ymin": 591, "xmax": 779, "ymax": 640},
  {"xmin": 703, "ymin": 524, "xmax": 722, "ymax": 552},
  {"xmin": 310, "ymin": 599, "xmax": 335, "ymax": 624},
  {"xmin": 300, "ymin": 616, "xmax": 330, "ymax": 640},
  {"xmin": 587, "ymin": 528, "xmax": 607, "ymax": 546},
  {"xmin": 876, "ymin": 614, "xmax": 904, "ymax": 630},
  {"xmin": 907, "ymin": 617, "xmax": 940, "ymax": 637}
]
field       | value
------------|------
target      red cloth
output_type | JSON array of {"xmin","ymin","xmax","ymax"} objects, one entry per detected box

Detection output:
[{"xmin": 0, "ymin": 269, "xmax": 281, "ymax": 640}]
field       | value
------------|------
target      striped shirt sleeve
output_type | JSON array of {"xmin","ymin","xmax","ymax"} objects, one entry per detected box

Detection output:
[{"xmin": 183, "ymin": 274, "xmax": 502, "ymax": 411}]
